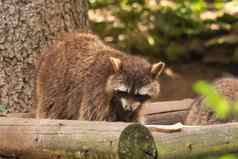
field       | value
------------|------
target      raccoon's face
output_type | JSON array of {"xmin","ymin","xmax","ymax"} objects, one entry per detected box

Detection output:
[{"xmin": 106, "ymin": 56, "xmax": 165, "ymax": 122}]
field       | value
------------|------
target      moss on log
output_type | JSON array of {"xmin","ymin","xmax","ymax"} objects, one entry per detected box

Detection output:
[{"xmin": 119, "ymin": 124, "xmax": 157, "ymax": 159}]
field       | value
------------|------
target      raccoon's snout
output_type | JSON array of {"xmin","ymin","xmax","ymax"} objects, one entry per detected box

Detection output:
[{"xmin": 120, "ymin": 98, "xmax": 140, "ymax": 111}]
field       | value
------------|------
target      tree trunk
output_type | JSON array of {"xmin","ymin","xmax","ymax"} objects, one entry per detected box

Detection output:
[{"xmin": 0, "ymin": 0, "xmax": 88, "ymax": 113}]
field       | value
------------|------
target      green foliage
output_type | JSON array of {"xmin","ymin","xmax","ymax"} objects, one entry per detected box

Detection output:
[
  {"xmin": 89, "ymin": 0, "xmax": 238, "ymax": 62},
  {"xmin": 207, "ymin": 154, "xmax": 238, "ymax": 159},
  {"xmin": 193, "ymin": 81, "xmax": 238, "ymax": 159},
  {"xmin": 194, "ymin": 81, "xmax": 230, "ymax": 118},
  {"xmin": 218, "ymin": 154, "xmax": 238, "ymax": 159},
  {"xmin": 193, "ymin": 81, "xmax": 238, "ymax": 119},
  {"xmin": 0, "ymin": 104, "xmax": 7, "ymax": 113}
]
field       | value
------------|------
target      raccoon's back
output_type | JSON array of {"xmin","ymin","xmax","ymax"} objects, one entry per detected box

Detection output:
[
  {"xmin": 37, "ymin": 32, "xmax": 115, "ymax": 80},
  {"xmin": 34, "ymin": 32, "xmax": 119, "ymax": 119}
]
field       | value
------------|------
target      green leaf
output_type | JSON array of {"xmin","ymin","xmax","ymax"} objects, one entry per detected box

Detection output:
[
  {"xmin": 218, "ymin": 154, "xmax": 238, "ymax": 159},
  {"xmin": 215, "ymin": 98, "xmax": 230, "ymax": 119},
  {"xmin": 0, "ymin": 104, "xmax": 7, "ymax": 113},
  {"xmin": 191, "ymin": 0, "xmax": 207, "ymax": 13},
  {"xmin": 193, "ymin": 81, "xmax": 231, "ymax": 119},
  {"xmin": 193, "ymin": 81, "xmax": 218, "ymax": 97},
  {"xmin": 234, "ymin": 100, "xmax": 238, "ymax": 116}
]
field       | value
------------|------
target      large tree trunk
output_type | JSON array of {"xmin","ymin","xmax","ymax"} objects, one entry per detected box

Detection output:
[{"xmin": 0, "ymin": 0, "xmax": 88, "ymax": 113}]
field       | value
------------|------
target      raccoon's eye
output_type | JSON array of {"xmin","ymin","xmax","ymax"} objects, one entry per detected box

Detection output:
[
  {"xmin": 135, "ymin": 94, "xmax": 151, "ymax": 102},
  {"xmin": 116, "ymin": 90, "xmax": 128, "ymax": 97}
]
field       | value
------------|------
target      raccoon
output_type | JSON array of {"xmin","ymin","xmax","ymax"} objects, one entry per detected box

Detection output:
[
  {"xmin": 34, "ymin": 32, "xmax": 165, "ymax": 122},
  {"xmin": 185, "ymin": 77, "xmax": 238, "ymax": 125}
]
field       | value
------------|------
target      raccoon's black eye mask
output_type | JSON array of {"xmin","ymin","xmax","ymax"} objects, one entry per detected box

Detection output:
[
  {"xmin": 115, "ymin": 90, "xmax": 128, "ymax": 97},
  {"xmin": 114, "ymin": 90, "xmax": 151, "ymax": 102}
]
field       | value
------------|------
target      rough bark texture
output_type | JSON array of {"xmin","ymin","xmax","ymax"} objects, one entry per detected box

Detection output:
[
  {"xmin": 0, "ymin": 117, "xmax": 143, "ymax": 159},
  {"xmin": 153, "ymin": 122, "xmax": 238, "ymax": 159},
  {"xmin": 0, "ymin": 118, "xmax": 238, "ymax": 159},
  {"xmin": 0, "ymin": 0, "xmax": 88, "ymax": 113}
]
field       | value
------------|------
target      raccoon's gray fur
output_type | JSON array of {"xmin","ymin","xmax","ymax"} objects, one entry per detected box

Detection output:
[
  {"xmin": 185, "ymin": 77, "xmax": 238, "ymax": 125},
  {"xmin": 34, "ymin": 32, "xmax": 164, "ymax": 122}
]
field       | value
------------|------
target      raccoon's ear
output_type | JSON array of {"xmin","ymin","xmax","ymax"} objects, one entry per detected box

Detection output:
[
  {"xmin": 151, "ymin": 61, "xmax": 165, "ymax": 78},
  {"xmin": 109, "ymin": 57, "xmax": 122, "ymax": 73}
]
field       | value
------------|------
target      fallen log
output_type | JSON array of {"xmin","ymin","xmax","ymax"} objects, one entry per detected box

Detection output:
[
  {"xmin": 143, "ymin": 98, "xmax": 193, "ymax": 124},
  {"xmin": 152, "ymin": 123, "xmax": 238, "ymax": 159},
  {"xmin": 2, "ymin": 98, "xmax": 194, "ymax": 125},
  {"xmin": 0, "ymin": 118, "xmax": 238, "ymax": 159},
  {"xmin": 120, "ymin": 122, "xmax": 238, "ymax": 159},
  {"xmin": 0, "ymin": 117, "xmax": 153, "ymax": 159}
]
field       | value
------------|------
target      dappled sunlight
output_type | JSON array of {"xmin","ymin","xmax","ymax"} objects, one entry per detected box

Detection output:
[{"xmin": 89, "ymin": 0, "xmax": 238, "ymax": 62}]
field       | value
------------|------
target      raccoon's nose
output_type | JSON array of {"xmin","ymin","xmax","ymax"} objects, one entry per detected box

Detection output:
[
  {"xmin": 121, "ymin": 98, "xmax": 141, "ymax": 111},
  {"xmin": 122, "ymin": 103, "xmax": 134, "ymax": 111},
  {"xmin": 124, "ymin": 105, "xmax": 132, "ymax": 111},
  {"xmin": 121, "ymin": 98, "xmax": 131, "ymax": 111},
  {"xmin": 124, "ymin": 103, "xmax": 140, "ymax": 111}
]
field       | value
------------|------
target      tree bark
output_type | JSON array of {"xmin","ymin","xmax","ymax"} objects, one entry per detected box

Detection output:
[
  {"xmin": 152, "ymin": 123, "xmax": 238, "ymax": 159},
  {"xmin": 0, "ymin": 117, "xmax": 153, "ymax": 159},
  {"xmin": 0, "ymin": 0, "xmax": 88, "ymax": 113},
  {"xmin": 0, "ymin": 118, "xmax": 238, "ymax": 159},
  {"xmin": 121, "ymin": 123, "xmax": 238, "ymax": 159}
]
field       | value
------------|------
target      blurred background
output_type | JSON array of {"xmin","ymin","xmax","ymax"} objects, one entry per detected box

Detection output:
[{"xmin": 88, "ymin": 0, "xmax": 238, "ymax": 101}]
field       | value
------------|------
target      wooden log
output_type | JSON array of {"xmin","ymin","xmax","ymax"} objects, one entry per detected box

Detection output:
[
  {"xmin": 0, "ymin": 112, "xmax": 35, "ymax": 118},
  {"xmin": 143, "ymin": 98, "xmax": 193, "ymax": 124},
  {"xmin": 119, "ymin": 122, "xmax": 238, "ymax": 159},
  {"xmin": 0, "ymin": 117, "xmax": 155, "ymax": 159},
  {"xmin": 155, "ymin": 122, "xmax": 238, "ymax": 159},
  {"xmin": 0, "ymin": 118, "xmax": 238, "ymax": 159},
  {"xmin": 2, "ymin": 98, "xmax": 194, "ymax": 125}
]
